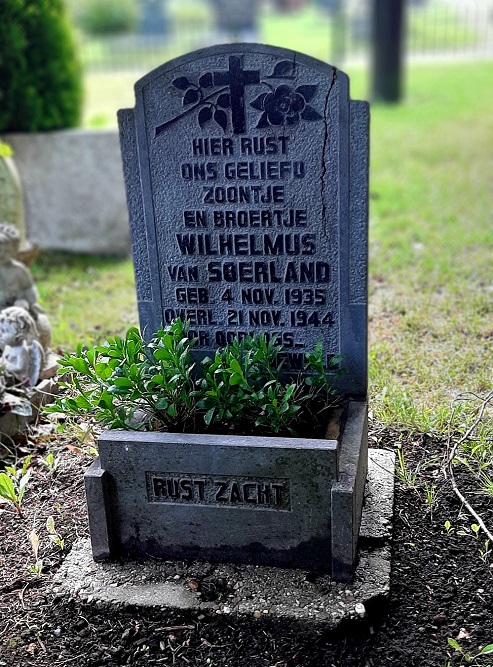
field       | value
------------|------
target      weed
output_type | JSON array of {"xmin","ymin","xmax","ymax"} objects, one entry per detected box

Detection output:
[
  {"xmin": 424, "ymin": 481, "xmax": 438, "ymax": 511},
  {"xmin": 56, "ymin": 420, "xmax": 98, "ymax": 456},
  {"xmin": 447, "ymin": 638, "xmax": 493, "ymax": 664},
  {"xmin": 395, "ymin": 445, "xmax": 420, "ymax": 488},
  {"xmin": 39, "ymin": 452, "xmax": 62, "ymax": 476},
  {"xmin": 27, "ymin": 530, "xmax": 43, "ymax": 578},
  {"xmin": 46, "ymin": 516, "xmax": 65, "ymax": 550},
  {"xmin": 444, "ymin": 520, "xmax": 453, "ymax": 535},
  {"xmin": 0, "ymin": 456, "xmax": 32, "ymax": 517},
  {"xmin": 479, "ymin": 540, "xmax": 491, "ymax": 563},
  {"xmin": 445, "ymin": 390, "xmax": 493, "ymax": 544},
  {"xmin": 478, "ymin": 472, "xmax": 493, "ymax": 497}
]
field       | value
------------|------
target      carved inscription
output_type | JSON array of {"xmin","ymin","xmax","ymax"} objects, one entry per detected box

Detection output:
[
  {"xmin": 161, "ymin": 132, "xmax": 336, "ymax": 362},
  {"xmin": 152, "ymin": 53, "xmax": 339, "ymax": 367},
  {"xmin": 146, "ymin": 472, "xmax": 291, "ymax": 511}
]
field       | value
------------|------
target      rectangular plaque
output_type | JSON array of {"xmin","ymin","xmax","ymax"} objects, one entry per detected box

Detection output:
[{"xmin": 146, "ymin": 472, "xmax": 291, "ymax": 510}]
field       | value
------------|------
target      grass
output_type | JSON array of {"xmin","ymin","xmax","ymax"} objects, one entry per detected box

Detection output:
[
  {"xmin": 368, "ymin": 61, "xmax": 493, "ymax": 431},
  {"xmin": 30, "ymin": 252, "xmax": 137, "ymax": 352},
  {"xmin": 34, "ymin": 60, "xmax": 493, "ymax": 437}
]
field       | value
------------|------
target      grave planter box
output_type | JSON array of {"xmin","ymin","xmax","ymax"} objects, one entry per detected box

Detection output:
[{"xmin": 85, "ymin": 399, "xmax": 367, "ymax": 581}]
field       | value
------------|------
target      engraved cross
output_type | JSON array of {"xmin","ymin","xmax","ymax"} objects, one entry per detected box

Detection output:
[{"xmin": 213, "ymin": 56, "xmax": 260, "ymax": 134}]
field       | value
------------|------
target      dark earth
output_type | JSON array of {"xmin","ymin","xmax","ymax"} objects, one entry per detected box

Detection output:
[{"xmin": 1, "ymin": 419, "xmax": 492, "ymax": 667}]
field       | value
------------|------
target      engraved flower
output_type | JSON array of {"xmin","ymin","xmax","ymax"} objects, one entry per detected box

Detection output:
[
  {"xmin": 251, "ymin": 83, "xmax": 322, "ymax": 129},
  {"xmin": 264, "ymin": 85, "xmax": 305, "ymax": 126}
]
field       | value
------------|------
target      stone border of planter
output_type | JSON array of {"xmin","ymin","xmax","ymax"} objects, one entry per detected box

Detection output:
[{"xmin": 85, "ymin": 400, "xmax": 368, "ymax": 581}]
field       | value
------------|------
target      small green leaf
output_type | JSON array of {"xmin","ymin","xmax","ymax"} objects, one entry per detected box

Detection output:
[
  {"xmin": 22, "ymin": 455, "xmax": 33, "ymax": 476},
  {"xmin": 229, "ymin": 359, "xmax": 243, "ymax": 374},
  {"xmin": 447, "ymin": 638, "xmax": 461, "ymax": 651},
  {"xmin": 75, "ymin": 395, "xmax": 92, "ymax": 409},
  {"xmin": 0, "ymin": 473, "xmax": 17, "ymax": 502},
  {"xmin": 0, "ymin": 142, "xmax": 14, "ymax": 158},
  {"xmin": 153, "ymin": 348, "xmax": 170, "ymax": 361},
  {"xmin": 480, "ymin": 645, "xmax": 493, "ymax": 655},
  {"xmin": 46, "ymin": 515, "xmax": 55, "ymax": 534},
  {"xmin": 204, "ymin": 408, "xmax": 215, "ymax": 426},
  {"xmin": 155, "ymin": 397, "xmax": 169, "ymax": 411},
  {"xmin": 106, "ymin": 349, "xmax": 123, "ymax": 358},
  {"xmin": 68, "ymin": 357, "xmax": 90, "ymax": 374},
  {"xmin": 98, "ymin": 390, "xmax": 114, "ymax": 409},
  {"xmin": 94, "ymin": 363, "xmax": 113, "ymax": 380},
  {"xmin": 284, "ymin": 384, "xmax": 296, "ymax": 400},
  {"xmin": 18, "ymin": 470, "xmax": 31, "ymax": 502},
  {"xmin": 112, "ymin": 377, "xmax": 134, "ymax": 389}
]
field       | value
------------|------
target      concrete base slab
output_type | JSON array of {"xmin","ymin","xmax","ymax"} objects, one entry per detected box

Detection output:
[{"xmin": 54, "ymin": 449, "xmax": 395, "ymax": 630}]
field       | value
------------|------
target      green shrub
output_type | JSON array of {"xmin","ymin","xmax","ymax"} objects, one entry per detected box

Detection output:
[
  {"xmin": 77, "ymin": 0, "xmax": 138, "ymax": 35},
  {"xmin": 169, "ymin": 1, "xmax": 210, "ymax": 30},
  {"xmin": 48, "ymin": 319, "xmax": 343, "ymax": 437},
  {"xmin": 0, "ymin": 0, "xmax": 82, "ymax": 132}
]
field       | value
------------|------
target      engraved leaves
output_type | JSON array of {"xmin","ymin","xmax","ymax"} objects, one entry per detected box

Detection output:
[
  {"xmin": 172, "ymin": 76, "xmax": 192, "ymax": 90},
  {"xmin": 251, "ymin": 83, "xmax": 322, "ymax": 129},
  {"xmin": 172, "ymin": 73, "xmax": 230, "ymax": 132},
  {"xmin": 265, "ymin": 59, "xmax": 296, "ymax": 79},
  {"xmin": 168, "ymin": 59, "xmax": 322, "ymax": 135}
]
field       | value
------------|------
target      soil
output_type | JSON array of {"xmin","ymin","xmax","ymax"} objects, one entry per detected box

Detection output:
[{"xmin": 1, "ymin": 420, "xmax": 493, "ymax": 667}]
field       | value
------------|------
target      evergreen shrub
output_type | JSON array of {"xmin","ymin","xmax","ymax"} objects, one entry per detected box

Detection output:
[
  {"xmin": 77, "ymin": 0, "xmax": 138, "ymax": 36},
  {"xmin": 0, "ymin": 0, "xmax": 83, "ymax": 132}
]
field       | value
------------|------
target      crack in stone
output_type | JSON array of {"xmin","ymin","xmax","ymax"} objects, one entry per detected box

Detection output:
[{"xmin": 321, "ymin": 68, "xmax": 338, "ymax": 238}]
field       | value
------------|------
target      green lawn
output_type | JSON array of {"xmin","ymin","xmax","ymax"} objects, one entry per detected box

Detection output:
[
  {"xmin": 35, "ymin": 60, "xmax": 493, "ymax": 435},
  {"xmin": 31, "ymin": 253, "xmax": 137, "ymax": 353},
  {"xmin": 368, "ymin": 62, "xmax": 493, "ymax": 431}
]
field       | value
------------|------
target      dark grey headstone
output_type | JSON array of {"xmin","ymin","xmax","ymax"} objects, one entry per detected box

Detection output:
[{"xmin": 118, "ymin": 44, "xmax": 369, "ymax": 396}]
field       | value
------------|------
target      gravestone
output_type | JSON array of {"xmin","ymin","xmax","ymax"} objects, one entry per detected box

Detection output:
[
  {"xmin": 0, "ymin": 156, "xmax": 26, "ymax": 248},
  {"xmin": 86, "ymin": 44, "xmax": 369, "ymax": 581},
  {"xmin": 139, "ymin": 0, "xmax": 168, "ymax": 36},
  {"xmin": 209, "ymin": 0, "xmax": 259, "ymax": 42},
  {"xmin": 118, "ymin": 43, "xmax": 368, "ymax": 396}
]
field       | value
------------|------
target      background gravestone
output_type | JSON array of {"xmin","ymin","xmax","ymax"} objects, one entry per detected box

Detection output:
[
  {"xmin": 209, "ymin": 0, "xmax": 259, "ymax": 42},
  {"xmin": 119, "ymin": 43, "xmax": 369, "ymax": 397},
  {"xmin": 0, "ymin": 156, "xmax": 26, "ymax": 248}
]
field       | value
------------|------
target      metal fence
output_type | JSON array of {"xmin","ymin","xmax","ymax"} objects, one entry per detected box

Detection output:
[{"xmin": 73, "ymin": 0, "xmax": 493, "ymax": 73}]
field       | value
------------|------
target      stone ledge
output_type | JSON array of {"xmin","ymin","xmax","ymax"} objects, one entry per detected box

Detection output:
[{"xmin": 53, "ymin": 449, "xmax": 395, "ymax": 630}]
